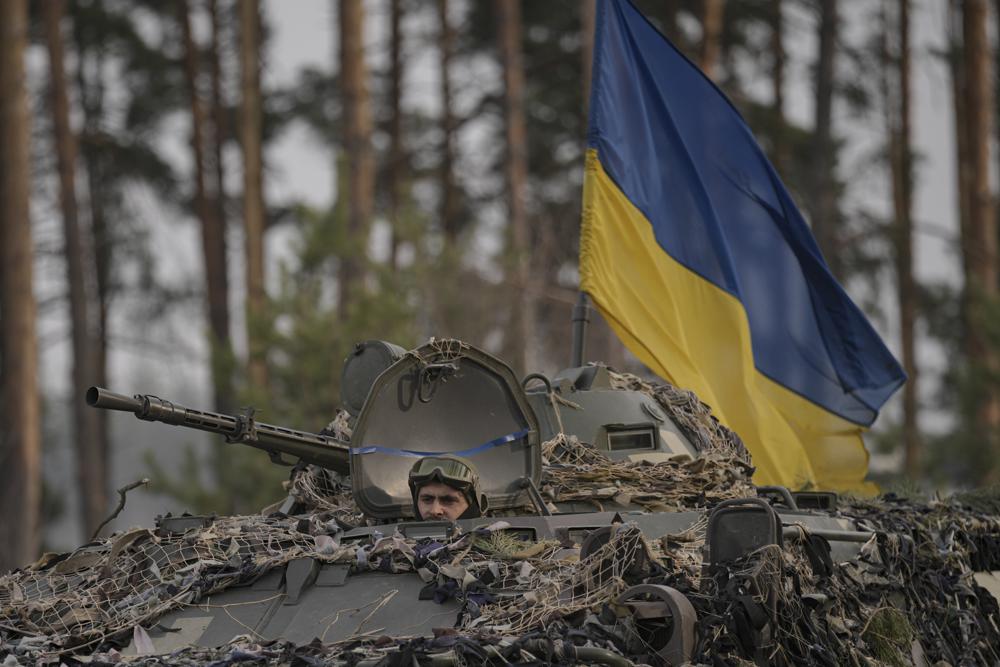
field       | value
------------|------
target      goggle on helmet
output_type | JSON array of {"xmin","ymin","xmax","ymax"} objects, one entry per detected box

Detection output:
[{"xmin": 408, "ymin": 455, "xmax": 488, "ymax": 520}]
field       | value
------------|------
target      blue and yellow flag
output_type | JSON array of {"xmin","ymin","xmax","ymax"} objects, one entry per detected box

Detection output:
[{"xmin": 581, "ymin": 0, "xmax": 905, "ymax": 491}]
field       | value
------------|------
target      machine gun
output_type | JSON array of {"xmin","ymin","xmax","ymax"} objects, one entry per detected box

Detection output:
[{"xmin": 86, "ymin": 387, "xmax": 351, "ymax": 475}]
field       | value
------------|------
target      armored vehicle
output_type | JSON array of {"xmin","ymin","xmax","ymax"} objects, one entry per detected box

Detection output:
[{"xmin": 3, "ymin": 336, "xmax": 1000, "ymax": 665}]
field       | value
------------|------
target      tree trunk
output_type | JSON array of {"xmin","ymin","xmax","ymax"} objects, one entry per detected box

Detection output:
[
  {"xmin": 338, "ymin": 0, "xmax": 374, "ymax": 312},
  {"xmin": 239, "ymin": 0, "xmax": 267, "ymax": 390},
  {"xmin": 496, "ymin": 0, "xmax": 535, "ymax": 374},
  {"xmin": 581, "ymin": 0, "xmax": 595, "ymax": 115},
  {"xmin": 811, "ymin": 0, "xmax": 840, "ymax": 278},
  {"xmin": 207, "ymin": 0, "xmax": 233, "ymax": 412},
  {"xmin": 387, "ymin": 0, "xmax": 403, "ymax": 270},
  {"xmin": 961, "ymin": 0, "xmax": 1000, "ymax": 468},
  {"xmin": 438, "ymin": 0, "xmax": 460, "ymax": 242},
  {"xmin": 896, "ymin": 0, "xmax": 919, "ymax": 479},
  {"xmin": 209, "ymin": 0, "xmax": 228, "ymax": 231},
  {"xmin": 699, "ymin": 0, "xmax": 723, "ymax": 79},
  {"xmin": 995, "ymin": 0, "xmax": 1000, "ymax": 213},
  {"xmin": 73, "ymin": 2, "xmax": 112, "ymax": 506},
  {"xmin": 663, "ymin": 0, "xmax": 680, "ymax": 46},
  {"xmin": 883, "ymin": 0, "xmax": 920, "ymax": 477},
  {"xmin": 44, "ymin": 0, "xmax": 106, "ymax": 537},
  {"xmin": 0, "ymin": 0, "xmax": 42, "ymax": 571},
  {"xmin": 950, "ymin": 0, "xmax": 971, "ymax": 277},
  {"xmin": 181, "ymin": 0, "xmax": 232, "ymax": 411},
  {"xmin": 770, "ymin": 0, "xmax": 787, "ymax": 173}
]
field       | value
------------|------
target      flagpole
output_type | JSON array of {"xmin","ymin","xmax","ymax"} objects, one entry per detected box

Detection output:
[{"xmin": 571, "ymin": 291, "xmax": 592, "ymax": 368}]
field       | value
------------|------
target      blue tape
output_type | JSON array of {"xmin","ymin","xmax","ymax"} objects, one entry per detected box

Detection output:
[{"xmin": 350, "ymin": 429, "xmax": 530, "ymax": 458}]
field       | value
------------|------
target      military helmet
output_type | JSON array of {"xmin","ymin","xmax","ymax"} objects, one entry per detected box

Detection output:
[{"xmin": 408, "ymin": 455, "xmax": 488, "ymax": 520}]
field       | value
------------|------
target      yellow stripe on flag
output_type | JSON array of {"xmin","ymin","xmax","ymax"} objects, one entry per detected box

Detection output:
[{"xmin": 581, "ymin": 150, "xmax": 876, "ymax": 493}]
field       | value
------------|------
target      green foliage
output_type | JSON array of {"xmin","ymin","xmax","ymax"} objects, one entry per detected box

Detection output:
[
  {"xmin": 144, "ymin": 442, "xmax": 288, "ymax": 516},
  {"xmin": 919, "ymin": 281, "xmax": 961, "ymax": 354},
  {"xmin": 146, "ymin": 190, "xmax": 421, "ymax": 514},
  {"xmin": 861, "ymin": 607, "xmax": 914, "ymax": 667},
  {"xmin": 951, "ymin": 485, "xmax": 1000, "ymax": 514},
  {"xmin": 866, "ymin": 418, "xmax": 904, "ymax": 457},
  {"xmin": 918, "ymin": 286, "xmax": 1000, "ymax": 485},
  {"xmin": 276, "ymin": 66, "xmax": 340, "ymax": 149},
  {"xmin": 265, "ymin": 274, "xmax": 413, "ymax": 429},
  {"xmin": 66, "ymin": 0, "xmax": 184, "ymax": 326},
  {"xmin": 878, "ymin": 477, "xmax": 927, "ymax": 501}
]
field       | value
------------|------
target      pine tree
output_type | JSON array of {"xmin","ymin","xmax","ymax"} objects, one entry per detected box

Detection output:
[
  {"xmin": 438, "ymin": 0, "xmax": 461, "ymax": 242},
  {"xmin": 0, "ymin": 0, "xmax": 42, "ymax": 570},
  {"xmin": 770, "ymin": 0, "xmax": 787, "ymax": 173},
  {"xmin": 338, "ymin": 0, "xmax": 374, "ymax": 314},
  {"xmin": 811, "ymin": 0, "xmax": 842, "ymax": 278},
  {"xmin": 700, "ymin": 0, "xmax": 724, "ymax": 78},
  {"xmin": 240, "ymin": 0, "xmax": 268, "ymax": 391},
  {"xmin": 44, "ymin": 0, "xmax": 107, "ymax": 537},
  {"xmin": 496, "ymin": 0, "xmax": 536, "ymax": 374},
  {"xmin": 960, "ymin": 0, "xmax": 1000, "ymax": 475},
  {"xmin": 387, "ymin": 0, "xmax": 405, "ymax": 270},
  {"xmin": 883, "ymin": 0, "xmax": 920, "ymax": 477},
  {"xmin": 180, "ymin": 0, "xmax": 233, "ymax": 413},
  {"xmin": 69, "ymin": 0, "xmax": 185, "ymax": 517}
]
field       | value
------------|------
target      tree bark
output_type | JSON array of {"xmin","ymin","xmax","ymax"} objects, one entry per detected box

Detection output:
[
  {"xmin": 663, "ymin": 0, "xmax": 680, "ymax": 46},
  {"xmin": 387, "ymin": 0, "xmax": 403, "ymax": 270},
  {"xmin": 581, "ymin": 0, "xmax": 595, "ymax": 116},
  {"xmin": 0, "ymin": 0, "xmax": 42, "ymax": 571},
  {"xmin": 438, "ymin": 0, "xmax": 460, "ymax": 242},
  {"xmin": 883, "ymin": 0, "xmax": 920, "ymax": 477},
  {"xmin": 207, "ymin": 0, "xmax": 233, "ymax": 411},
  {"xmin": 181, "ymin": 0, "xmax": 232, "ymax": 411},
  {"xmin": 338, "ymin": 0, "xmax": 374, "ymax": 312},
  {"xmin": 810, "ymin": 0, "xmax": 841, "ymax": 278},
  {"xmin": 72, "ymin": 1, "xmax": 112, "ymax": 502},
  {"xmin": 496, "ymin": 0, "xmax": 535, "ymax": 374},
  {"xmin": 770, "ymin": 0, "xmax": 787, "ymax": 173},
  {"xmin": 239, "ymin": 0, "xmax": 267, "ymax": 390},
  {"xmin": 949, "ymin": 0, "xmax": 971, "ymax": 276},
  {"xmin": 699, "ymin": 0, "xmax": 724, "ymax": 79},
  {"xmin": 961, "ymin": 0, "xmax": 1000, "ymax": 465},
  {"xmin": 995, "ymin": 0, "xmax": 1000, "ymax": 215},
  {"xmin": 896, "ymin": 0, "xmax": 919, "ymax": 479},
  {"xmin": 44, "ymin": 0, "xmax": 107, "ymax": 537}
]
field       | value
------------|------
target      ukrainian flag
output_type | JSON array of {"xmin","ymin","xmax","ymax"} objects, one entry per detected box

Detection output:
[{"xmin": 581, "ymin": 0, "xmax": 905, "ymax": 491}]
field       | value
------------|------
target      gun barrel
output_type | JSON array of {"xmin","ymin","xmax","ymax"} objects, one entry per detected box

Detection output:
[
  {"xmin": 86, "ymin": 386, "xmax": 350, "ymax": 475},
  {"xmin": 86, "ymin": 386, "xmax": 143, "ymax": 413}
]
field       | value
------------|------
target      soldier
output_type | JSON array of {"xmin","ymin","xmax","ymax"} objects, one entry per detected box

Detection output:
[{"xmin": 408, "ymin": 455, "xmax": 488, "ymax": 521}]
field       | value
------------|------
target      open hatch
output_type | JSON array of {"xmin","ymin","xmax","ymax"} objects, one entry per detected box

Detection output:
[{"xmin": 349, "ymin": 340, "xmax": 541, "ymax": 519}]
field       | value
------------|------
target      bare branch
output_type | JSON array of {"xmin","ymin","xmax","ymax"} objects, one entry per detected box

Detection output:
[{"xmin": 90, "ymin": 477, "xmax": 150, "ymax": 541}]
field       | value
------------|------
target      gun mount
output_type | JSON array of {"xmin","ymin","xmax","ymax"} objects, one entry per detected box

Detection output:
[{"xmin": 86, "ymin": 387, "xmax": 351, "ymax": 475}]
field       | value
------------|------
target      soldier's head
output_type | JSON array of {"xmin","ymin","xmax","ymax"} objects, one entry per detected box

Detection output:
[{"xmin": 408, "ymin": 455, "xmax": 487, "ymax": 521}]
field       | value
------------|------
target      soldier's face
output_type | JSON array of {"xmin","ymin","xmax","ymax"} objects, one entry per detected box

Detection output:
[{"xmin": 417, "ymin": 482, "xmax": 469, "ymax": 521}]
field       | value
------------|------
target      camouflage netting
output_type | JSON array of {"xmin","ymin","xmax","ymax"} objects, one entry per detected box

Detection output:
[
  {"xmin": 0, "ymin": 514, "xmax": 334, "ymax": 656},
  {"xmin": 289, "ymin": 364, "xmax": 757, "ymax": 521},
  {"xmin": 683, "ymin": 495, "xmax": 1000, "ymax": 666},
  {"xmin": 3, "ymin": 371, "xmax": 1000, "ymax": 665},
  {"xmin": 0, "ymin": 517, "xmax": 672, "ymax": 663},
  {"xmin": 605, "ymin": 369, "xmax": 750, "ymax": 463},
  {"xmin": 6, "ymin": 489, "xmax": 1000, "ymax": 666},
  {"xmin": 287, "ymin": 431, "xmax": 756, "ymax": 528},
  {"xmin": 541, "ymin": 434, "xmax": 755, "ymax": 512}
]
